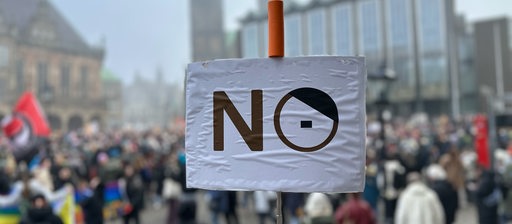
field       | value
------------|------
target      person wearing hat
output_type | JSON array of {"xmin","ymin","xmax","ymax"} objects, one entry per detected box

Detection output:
[
  {"xmin": 395, "ymin": 172, "xmax": 445, "ymax": 224},
  {"xmin": 427, "ymin": 164, "xmax": 459, "ymax": 224},
  {"xmin": 20, "ymin": 194, "xmax": 63, "ymax": 224}
]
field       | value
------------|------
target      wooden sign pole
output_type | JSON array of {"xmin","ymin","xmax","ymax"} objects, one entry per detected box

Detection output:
[{"xmin": 268, "ymin": 0, "xmax": 284, "ymax": 223}]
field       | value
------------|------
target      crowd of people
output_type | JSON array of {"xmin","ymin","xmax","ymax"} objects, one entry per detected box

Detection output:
[
  {"xmin": 0, "ymin": 113, "xmax": 511, "ymax": 224},
  {"xmin": 0, "ymin": 127, "xmax": 190, "ymax": 224}
]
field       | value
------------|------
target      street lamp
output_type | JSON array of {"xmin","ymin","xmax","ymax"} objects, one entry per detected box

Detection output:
[{"xmin": 369, "ymin": 65, "xmax": 396, "ymax": 159}]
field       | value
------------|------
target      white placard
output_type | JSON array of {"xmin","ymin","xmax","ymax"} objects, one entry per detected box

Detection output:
[{"xmin": 186, "ymin": 56, "xmax": 366, "ymax": 193}]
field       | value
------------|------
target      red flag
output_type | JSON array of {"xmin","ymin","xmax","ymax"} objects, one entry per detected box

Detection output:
[
  {"xmin": 474, "ymin": 115, "xmax": 490, "ymax": 169},
  {"xmin": 13, "ymin": 91, "xmax": 51, "ymax": 137},
  {"xmin": 1, "ymin": 92, "xmax": 50, "ymax": 162}
]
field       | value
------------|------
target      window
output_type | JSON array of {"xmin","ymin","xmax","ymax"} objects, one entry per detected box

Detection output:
[
  {"xmin": 37, "ymin": 62, "xmax": 48, "ymax": 95},
  {"xmin": 285, "ymin": 14, "xmax": 302, "ymax": 56},
  {"xmin": 359, "ymin": 0, "xmax": 381, "ymax": 53},
  {"xmin": 418, "ymin": 0, "xmax": 444, "ymax": 52},
  {"xmin": 388, "ymin": 0, "xmax": 410, "ymax": 48},
  {"xmin": 81, "ymin": 66, "xmax": 88, "ymax": 98},
  {"xmin": 16, "ymin": 60, "xmax": 24, "ymax": 92},
  {"xmin": 421, "ymin": 56, "xmax": 447, "ymax": 84},
  {"xmin": 333, "ymin": 3, "xmax": 353, "ymax": 55},
  {"xmin": 308, "ymin": 8, "xmax": 326, "ymax": 55},
  {"xmin": 0, "ymin": 45, "xmax": 8, "ymax": 68},
  {"xmin": 60, "ymin": 63, "xmax": 70, "ymax": 96},
  {"xmin": 242, "ymin": 23, "xmax": 259, "ymax": 58},
  {"xmin": 393, "ymin": 58, "xmax": 414, "ymax": 87}
]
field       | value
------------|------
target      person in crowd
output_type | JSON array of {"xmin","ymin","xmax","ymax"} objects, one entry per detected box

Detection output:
[
  {"xmin": 500, "ymin": 157, "xmax": 512, "ymax": 224},
  {"xmin": 363, "ymin": 149, "xmax": 379, "ymax": 214},
  {"xmin": 226, "ymin": 191, "xmax": 239, "ymax": 224},
  {"xmin": 303, "ymin": 193, "xmax": 334, "ymax": 224},
  {"xmin": 76, "ymin": 177, "xmax": 104, "ymax": 224},
  {"xmin": 20, "ymin": 194, "xmax": 63, "ymax": 224},
  {"xmin": 32, "ymin": 157, "xmax": 54, "ymax": 191},
  {"xmin": 177, "ymin": 151, "xmax": 197, "ymax": 224},
  {"xmin": 473, "ymin": 165, "xmax": 499, "ymax": 224},
  {"xmin": 54, "ymin": 166, "xmax": 73, "ymax": 190},
  {"xmin": 379, "ymin": 150, "xmax": 406, "ymax": 224},
  {"xmin": 164, "ymin": 152, "xmax": 182, "ymax": 224},
  {"xmin": 5, "ymin": 170, "xmax": 70, "ymax": 220},
  {"xmin": 434, "ymin": 133, "xmax": 452, "ymax": 161},
  {"xmin": 395, "ymin": 172, "xmax": 445, "ymax": 224},
  {"xmin": 98, "ymin": 152, "xmax": 122, "ymax": 184},
  {"xmin": 254, "ymin": 191, "xmax": 275, "ymax": 224},
  {"xmin": 0, "ymin": 169, "xmax": 11, "ymax": 195},
  {"xmin": 284, "ymin": 192, "xmax": 305, "ymax": 224},
  {"xmin": 153, "ymin": 154, "xmax": 167, "ymax": 209},
  {"xmin": 440, "ymin": 148, "xmax": 466, "ymax": 206},
  {"xmin": 208, "ymin": 190, "xmax": 229, "ymax": 224},
  {"xmin": 120, "ymin": 164, "xmax": 144, "ymax": 224},
  {"xmin": 335, "ymin": 193, "xmax": 375, "ymax": 224},
  {"xmin": 427, "ymin": 164, "xmax": 459, "ymax": 224}
]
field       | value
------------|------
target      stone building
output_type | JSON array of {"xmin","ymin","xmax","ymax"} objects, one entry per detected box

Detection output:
[{"xmin": 0, "ymin": 0, "xmax": 106, "ymax": 132}]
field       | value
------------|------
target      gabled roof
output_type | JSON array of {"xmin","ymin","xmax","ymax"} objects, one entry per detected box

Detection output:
[{"xmin": 0, "ymin": 0, "xmax": 103, "ymax": 57}]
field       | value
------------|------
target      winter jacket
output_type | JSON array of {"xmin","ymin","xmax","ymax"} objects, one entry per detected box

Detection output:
[
  {"xmin": 208, "ymin": 191, "xmax": 229, "ymax": 213},
  {"xmin": 77, "ymin": 187, "xmax": 104, "ymax": 224},
  {"xmin": 431, "ymin": 180, "xmax": 459, "ymax": 224},
  {"xmin": 395, "ymin": 182, "xmax": 445, "ymax": 224},
  {"xmin": 254, "ymin": 191, "xmax": 272, "ymax": 214},
  {"xmin": 305, "ymin": 193, "xmax": 333, "ymax": 218},
  {"xmin": 21, "ymin": 206, "xmax": 63, "ymax": 224},
  {"xmin": 476, "ymin": 171, "xmax": 499, "ymax": 224},
  {"xmin": 120, "ymin": 175, "xmax": 144, "ymax": 213}
]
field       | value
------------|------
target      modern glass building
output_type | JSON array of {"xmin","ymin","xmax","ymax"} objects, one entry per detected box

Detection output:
[{"xmin": 240, "ymin": 0, "xmax": 467, "ymax": 116}]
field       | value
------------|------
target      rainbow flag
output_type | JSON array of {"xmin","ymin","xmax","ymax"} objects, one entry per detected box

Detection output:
[
  {"xmin": 0, "ymin": 205, "xmax": 21, "ymax": 224},
  {"xmin": 104, "ymin": 181, "xmax": 122, "ymax": 203},
  {"xmin": 103, "ymin": 181, "xmax": 123, "ymax": 220}
]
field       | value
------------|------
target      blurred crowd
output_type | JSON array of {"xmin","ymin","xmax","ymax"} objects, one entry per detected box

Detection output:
[{"xmin": 0, "ymin": 113, "xmax": 512, "ymax": 224}]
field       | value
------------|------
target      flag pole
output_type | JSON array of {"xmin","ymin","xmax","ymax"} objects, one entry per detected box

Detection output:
[{"xmin": 268, "ymin": 0, "xmax": 284, "ymax": 223}]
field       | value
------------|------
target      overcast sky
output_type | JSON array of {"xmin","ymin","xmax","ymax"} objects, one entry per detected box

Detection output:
[{"xmin": 50, "ymin": 0, "xmax": 512, "ymax": 86}]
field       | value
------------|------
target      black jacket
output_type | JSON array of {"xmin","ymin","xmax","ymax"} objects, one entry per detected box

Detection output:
[
  {"xmin": 21, "ymin": 206, "xmax": 63, "ymax": 224},
  {"xmin": 431, "ymin": 180, "xmax": 459, "ymax": 224},
  {"xmin": 80, "ymin": 191, "xmax": 104, "ymax": 224},
  {"xmin": 124, "ymin": 175, "xmax": 144, "ymax": 212},
  {"xmin": 476, "ymin": 171, "xmax": 499, "ymax": 224}
]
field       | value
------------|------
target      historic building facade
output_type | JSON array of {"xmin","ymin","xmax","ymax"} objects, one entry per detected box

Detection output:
[{"xmin": 0, "ymin": 0, "xmax": 106, "ymax": 132}]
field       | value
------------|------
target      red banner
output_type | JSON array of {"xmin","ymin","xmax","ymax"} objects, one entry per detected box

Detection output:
[{"xmin": 474, "ymin": 115, "xmax": 490, "ymax": 169}]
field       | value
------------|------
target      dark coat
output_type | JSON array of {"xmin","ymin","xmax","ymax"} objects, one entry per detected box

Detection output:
[
  {"xmin": 208, "ymin": 191, "xmax": 230, "ymax": 213},
  {"xmin": 124, "ymin": 175, "xmax": 145, "ymax": 213},
  {"xmin": 431, "ymin": 180, "xmax": 459, "ymax": 224},
  {"xmin": 476, "ymin": 171, "xmax": 499, "ymax": 224},
  {"xmin": 21, "ymin": 206, "xmax": 63, "ymax": 224},
  {"xmin": 78, "ymin": 189, "xmax": 104, "ymax": 224},
  {"xmin": 284, "ymin": 193, "xmax": 305, "ymax": 216}
]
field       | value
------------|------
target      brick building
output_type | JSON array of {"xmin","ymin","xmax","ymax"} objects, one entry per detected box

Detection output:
[{"xmin": 0, "ymin": 0, "xmax": 106, "ymax": 132}]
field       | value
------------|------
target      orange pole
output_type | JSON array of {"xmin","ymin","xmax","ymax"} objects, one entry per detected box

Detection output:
[
  {"xmin": 268, "ymin": 3, "xmax": 285, "ymax": 223},
  {"xmin": 268, "ymin": 0, "xmax": 284, "ymax": 57}
]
